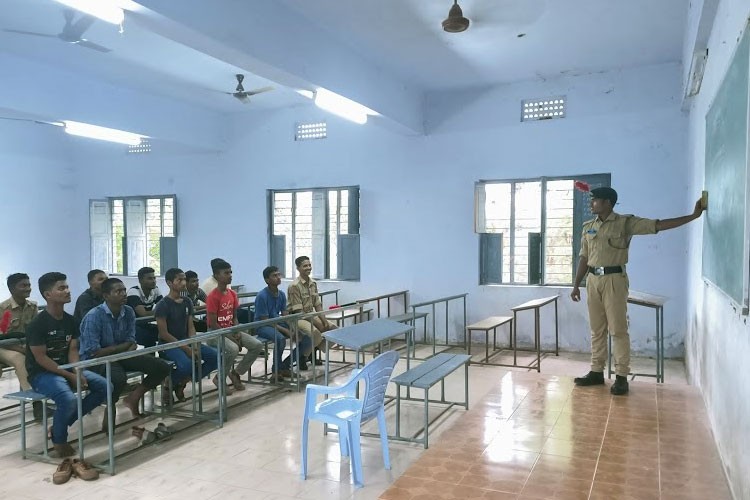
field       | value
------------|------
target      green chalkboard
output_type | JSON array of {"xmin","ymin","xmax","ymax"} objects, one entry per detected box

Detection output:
[{"xmin": 703, "ymin": 23, "xmax": 750, "ymax": 311}]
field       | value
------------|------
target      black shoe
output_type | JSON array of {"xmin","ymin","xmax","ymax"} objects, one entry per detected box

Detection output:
[
  {"xmin": 33, "ymin": 401, "xmax": 44, "ymax": 422},
  {"xmin": 299, "ymin": 360, "xmax": 309, "ymax": 371},
  {"xmin": 611, "ymin": 375, "xmax": 629, "ymax": 395},
  {"xmin": 574, "ymin": 371, "xmax": 605, "ymax": 386},
  {"xmin": 306, "ymin": 354, "xmax": 324, "ymax": 366}
]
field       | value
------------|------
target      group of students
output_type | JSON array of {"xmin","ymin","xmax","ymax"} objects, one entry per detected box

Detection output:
[{"xmin": 0, "ymin": 255, "xmax": 336, "ymax": 458}]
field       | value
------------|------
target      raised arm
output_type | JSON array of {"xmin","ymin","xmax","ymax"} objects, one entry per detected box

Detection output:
[{"xmin": 656, "ymin": 199, "xmax": 705, "ymax": 231}]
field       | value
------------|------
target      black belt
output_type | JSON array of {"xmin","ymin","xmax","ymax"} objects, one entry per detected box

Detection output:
[{"xmin": 588, "ymin": 266, "xmax": 623, "ymax": 276}]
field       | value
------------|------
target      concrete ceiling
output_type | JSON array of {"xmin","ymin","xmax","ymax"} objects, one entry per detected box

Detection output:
[{"xmin": 0, "ymin": 0, "xmax": 689, "ymax": 134}]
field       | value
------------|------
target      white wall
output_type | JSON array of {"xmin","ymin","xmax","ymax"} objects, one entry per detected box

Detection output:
[
  {"xmin": 684, "ymin": 0, "xmax": 750, "ymax": 498},
  {"xmin": 69, "ymin": 62, "xmax": 691, "ymax": 357},
  {"xmin": 0, "ymin": 120, "xmax": 88, "ymax": 301}
]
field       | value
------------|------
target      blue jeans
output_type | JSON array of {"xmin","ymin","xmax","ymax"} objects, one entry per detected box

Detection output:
[
  {"xmin": 161, "ymin": 344, "xmax": 218, "ymax": 385},
  {"xmin": 31, "ymin": 370, "xmax": 111, "ymax": 445},
  {"xmin": 255, "ymin": 326, "xmax": 287, "ymax": 372}
]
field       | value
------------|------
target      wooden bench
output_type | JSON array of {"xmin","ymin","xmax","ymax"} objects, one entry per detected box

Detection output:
[
  {"xmin": 466, "ymin": 316, "xmax": 513, "ymax": 365},
  {"xmin": 391, "ymin": 352, "xmax": 471, "ymax": 448}
]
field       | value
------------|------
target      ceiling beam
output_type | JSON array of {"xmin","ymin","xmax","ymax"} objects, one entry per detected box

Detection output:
[{"xmin": 131, "ymin": 0, "xmax": 424, "ymax": 134}]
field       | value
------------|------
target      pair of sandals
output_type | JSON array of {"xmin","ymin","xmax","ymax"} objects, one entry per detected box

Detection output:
[{"xmin": 131, "ymin": 423, "xmax": 174, "ymax": 444}]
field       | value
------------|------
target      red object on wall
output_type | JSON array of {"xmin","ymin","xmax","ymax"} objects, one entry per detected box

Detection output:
[{"xmin": 574, "ymin": 180, "xmax": 591, "ymax": 192}]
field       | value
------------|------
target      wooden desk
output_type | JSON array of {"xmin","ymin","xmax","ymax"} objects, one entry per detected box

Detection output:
[
  {"xmin": 608, "ymin": 290, "xmax": 667, "ymax": 383},
  {"xmin": 511, "ymin": 295, "xmax": 559, "ymax": 372}
]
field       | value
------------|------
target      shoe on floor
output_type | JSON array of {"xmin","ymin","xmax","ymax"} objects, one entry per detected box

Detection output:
[
  {"xmin": 574, "ymin": 371, "xmax": 605, "ymax": 386},
  {"xmin": 611, "ymin": 375, "xmax": 629, "ymax": 395},
  {"xmin": 71, "ymin": 459, "xmax": 99, "ymax": 481},
  {"xmin": 277, "ymin": 369, "xmax": 292, "ymax": 379},
  {"xmin": 53, "ymin": 458, "xmax": 74, "ymax": 485},
  {"xmin": 33, "ymin": 401, "xmax": 45, "ymax": 422},
  {"xmin": 229, "ymin": 371, "xmax": 245, "ymax": 391}
]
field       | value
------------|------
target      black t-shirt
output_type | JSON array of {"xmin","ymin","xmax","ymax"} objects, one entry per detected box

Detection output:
[
  {"xmin": 153, "ymin": 296, "xmax": 194, "ymax": 342},
  {"xmin": 25, "ymin": 310, "xmax": 79, "ymax": 380}
]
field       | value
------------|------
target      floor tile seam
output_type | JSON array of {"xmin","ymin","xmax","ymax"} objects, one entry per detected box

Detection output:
[{"xmin": 587, "ymin": 394, "xmax": 614, "ymax": 500}]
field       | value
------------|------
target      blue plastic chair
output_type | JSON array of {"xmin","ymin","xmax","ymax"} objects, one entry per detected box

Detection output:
[{"xmin": 301, "ymin": 350, "xmax": 399, "ymax": 488}]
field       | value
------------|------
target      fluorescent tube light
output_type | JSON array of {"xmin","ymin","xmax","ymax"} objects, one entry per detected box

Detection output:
[
  {"xmin": 53, "ymin": 0, "xmax": 124, "ymax": 25},
  {"xmin": 314, "ymin": 88, "xmax": 375, "ymax": 125},
  {"xmin": 63, "ymin": 120, "xmax": 143, "ymax": 146}
]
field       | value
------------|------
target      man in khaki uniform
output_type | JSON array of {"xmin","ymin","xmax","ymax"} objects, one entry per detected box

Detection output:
[
  {"xmin": 571, "ymin": 187, "xmax": 704, "ymax": 395},
  {"xmin": 0, "ymin": 273, "xmax": 41, "ymax": 418},
  {"xmin": 287, "ymin": 256, "xmax": 336, "ymax": 367}
]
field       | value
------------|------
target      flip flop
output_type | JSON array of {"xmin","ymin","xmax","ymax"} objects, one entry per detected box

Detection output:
[
  {"xmin": 141, "ymin": 430, "xmax": 156, "ymax": 445},
  {"xmin": 131, "ymin": 426, "xmax": 145, "ymax": 439},
  {"xmin": 154, "ymin": 422, "xmax": 174, "ymax": 440}
]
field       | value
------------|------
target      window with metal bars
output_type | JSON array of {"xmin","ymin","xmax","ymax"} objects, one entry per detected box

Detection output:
[
  {"xmin": 268, "ymin": 186, "xmax": 360, "ymax": 280},
  {"xmin": 475, "ymin": 174, "xmax": 610, "ymax": 285},
  {"xmin": 89, "ymin": 195, "xmax": 177, "ymax": 276}
]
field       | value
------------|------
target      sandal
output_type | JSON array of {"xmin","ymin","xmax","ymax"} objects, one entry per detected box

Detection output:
[
  {"xmin": 154, "ymin": 423, "xmax": 174, "ymax": 441},
  {"xmin": 173, "ymin": 383, "xmax": 187, "ymax": 403}
]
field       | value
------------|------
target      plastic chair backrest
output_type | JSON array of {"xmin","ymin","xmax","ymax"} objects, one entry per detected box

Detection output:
[{"xmin": 359, "ymin": 350, "xmax": 399, "ymax": 422}]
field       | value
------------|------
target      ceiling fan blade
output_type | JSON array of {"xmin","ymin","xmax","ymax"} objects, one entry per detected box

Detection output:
[
  {"xmin": 246, "ymin": 86, "xmax": 274, "ymax": 96},
  {"xmin": 75, "ymin": 39, "xmax": 111, "ymax": 52},
  {"xmin": 2, "ymin": 28, "xmax": 57, "ymax": 38},
  {"xmin": 67, "ymin": 14, "xmax": 96, "ymax": 39}
]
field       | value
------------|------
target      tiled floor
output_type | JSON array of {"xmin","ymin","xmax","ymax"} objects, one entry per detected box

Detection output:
[
  {"xmin": 0, "ymin": 348, "xmax": 733, "ymax": 500},
  {"xmin": 381, "ymin": 371, "xmax": 733, "ymax": 500}
]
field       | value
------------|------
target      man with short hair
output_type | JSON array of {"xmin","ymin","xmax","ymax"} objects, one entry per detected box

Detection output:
[
  {"xmin": 182, "ymin": 271, "xmax": 207, "ymax": 306},
  {"xmin": 127, "ymin": 267, "xmax": 163, "ymax": 347},
  {"xmin": 26, "ymin": 272, "xmax": 110, "ymax": 457},
  {"xmin": 571, "ymin": 187, "xmax": 704, "ymax": 395},
  {"xmin": 287, "ymin": 256, "xmax": 336, "ymax": 366},
  {"xmin": 73, "ymin": 269, "xmax": 107, "ymax": 324},
  {"xmin": 201, "ymin": 258, "xmax": 225, "ymax": 296},
  {"xmin": 255, "ymin": 266, "xmax": 311, "ymax": 378},
  {"xmin": 155, "ymin": 268, "xmax": 218, "ymax": 402},
  {"xmin": 80, "ymin": 278, "xmax": 171, "ymax": 430},
  {"xmin": 0, "ymin": 273, "xmax": 40, "ymax": 417},
  {"xmin": 182, "ymin": 270, "xmax": 208, "ymax": 332},
  {"xmin": 205, "ymin": 260, "xmax": 263, "ymax": 392}
]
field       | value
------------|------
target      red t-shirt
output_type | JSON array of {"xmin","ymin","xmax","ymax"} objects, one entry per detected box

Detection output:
[{"xmin": 206, "ymin": 288, "xmax": 239, "ymax": 328}]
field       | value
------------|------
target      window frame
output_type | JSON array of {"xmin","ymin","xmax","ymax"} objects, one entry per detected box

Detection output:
[
  {"xmin": 475, "ymin": 173, "xmax": 611, "ymax": 286},
  {"xmin": 89, "ymin": 194, "xmax": 177, "ymax": 277},
  {"xmin": 267, "ymin": 185, "xmax": 360, "ymax": 281}
]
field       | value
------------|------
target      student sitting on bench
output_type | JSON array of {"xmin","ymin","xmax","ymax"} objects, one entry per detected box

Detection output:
[
  {"xmin": 155, "ymin": 268, "xmax": 218, "ymax": 402},
  {"xmin": 26, "ymin": 272, "xmax": 110, "ymax": 457},
  {"xmin": 80, "ymin": 278, "xmax": 171, "ymax": 430}
]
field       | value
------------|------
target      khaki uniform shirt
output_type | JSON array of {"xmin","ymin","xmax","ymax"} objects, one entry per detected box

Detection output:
[
  {"xmin": 579, "ymin": 212, "xmax": 658, "ymax": 267},
  {"xmin": 287, "ymin": 276, "xmax": 322, "ymax": 314},
  {"xmin": 0, "ymin": 297, "xmax": 38, "ymax": 335}
]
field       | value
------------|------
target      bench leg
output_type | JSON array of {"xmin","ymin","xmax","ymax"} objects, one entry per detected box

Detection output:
[
  {"xmin": 395, "ymin": 385, "xmax": 401, "ymax": 438},
  {"xmin": 423, "ymin": 389, "xmax": 429, "ymax": 449},
  {"xmin": 485, "ymin": 330, "xmax": 489, "ymax": 363},
  {"xmin": 465, "ymin": 363, "xmax": 470, "ymax": 410},
  {"xmin": 20, "ymin": 401, "xmax": 27, "ymax": 460}
]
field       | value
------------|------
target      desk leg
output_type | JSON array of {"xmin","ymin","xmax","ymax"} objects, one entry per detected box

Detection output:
[
  {"xmin": 513, "ymin": 312, "xmax": 518, "ymax": 366},
  {"xmin": 658, "ymin": 306, "xmax": 664, "ymax": 383},
  {"xmin": 467, "ymin": 329, "xmax": 472, "ymax": 356},
  {"xmin": 554, "ymin": 298, "xmax": 560, "ymax": 356},
  {"xmin": 485, "ymin": 330, "xmax": 489, "ymax": 363},
  {"xmin": 535, "ymin": 308, "xmax": 541, "ymax": 373}
]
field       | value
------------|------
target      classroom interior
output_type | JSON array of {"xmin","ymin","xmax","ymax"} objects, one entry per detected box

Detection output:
[{"xmin": 0, "ymin": 1, "xmax": 748, "ymax": 499}]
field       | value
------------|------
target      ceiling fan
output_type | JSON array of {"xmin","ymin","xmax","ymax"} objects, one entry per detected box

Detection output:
[
  {"xmin": 3, "ymin": 9, "xmax": 111, "ymax": 53},
  {"xmin": 224, "ymin": 74, "xmax": 273, "ymax": 103}
]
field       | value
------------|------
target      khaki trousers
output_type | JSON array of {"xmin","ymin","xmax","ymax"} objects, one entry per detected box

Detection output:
[
  {"xmin": 586, "ymin": 273, "xmax": 630, "ymax": 376},
  {"xmin": 296, "ymin": 318, "xmax": 336, "ymax": 348},
  {"xmin": 0, "ymin": 347, "xmax": 31, "ymax": 391}
]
